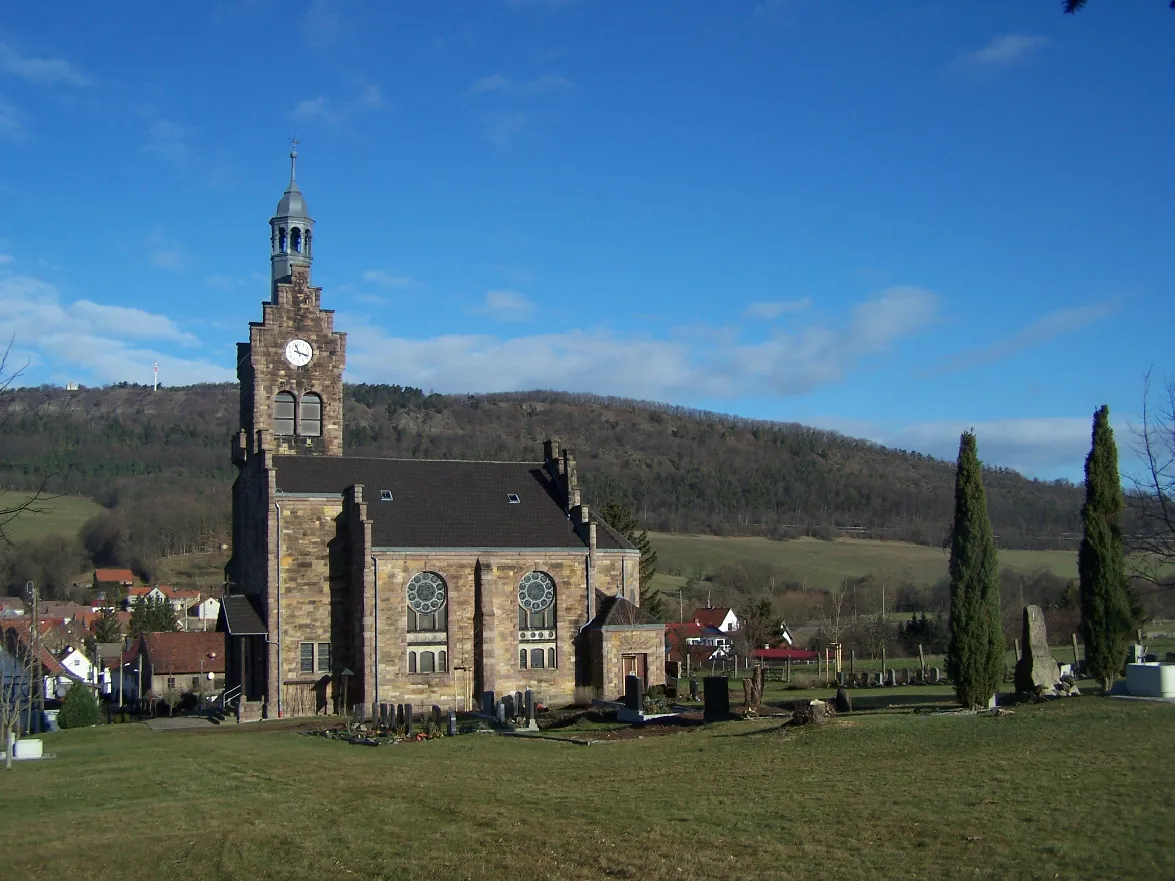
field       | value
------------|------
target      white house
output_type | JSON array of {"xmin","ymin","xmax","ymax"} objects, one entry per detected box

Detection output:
[
  {"xmin": 187, "ymin": 597, "xmax": 221, "ymax": 632},
  {"xmin": 690, "ymin": 606, "xmax": 740, "ymax": 633}
]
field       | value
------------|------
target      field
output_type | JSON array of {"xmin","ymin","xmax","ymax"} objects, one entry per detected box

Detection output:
[
  {"xmin": 650, "ymin": 532, "xmax": 1077, "ymax": 595},
  {"xmin": 0, "ymin": 492, "xmax": 103, "ymax": 543},
  {"xmin": 2, "ymin": 693, "xmax": 1172, "ymax": 880}
]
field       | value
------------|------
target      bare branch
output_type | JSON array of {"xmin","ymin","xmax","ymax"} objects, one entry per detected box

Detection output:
[{"xmin": 1126, "ymin": 371, "xmax": 1175, "ymax": 586}]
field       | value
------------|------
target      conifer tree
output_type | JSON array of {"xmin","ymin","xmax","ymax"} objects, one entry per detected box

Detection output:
[
  {"xmin": 946, "ymin": 432, "xmax": 1005, "ymax": 708},
  {"xmin": 601, "ymin": 502, "xmax": 659, "ymax": 587},
  {"xmin": 1078, "ymin": 405, "xmax": 1132, "ymax": 691},
  {"xmin": 58, "ymin": 681, "xmax": 100, "ymax": 729}
]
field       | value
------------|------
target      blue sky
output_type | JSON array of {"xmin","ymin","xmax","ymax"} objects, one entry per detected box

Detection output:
[{"xmin": 0, "ymin": 1, "xmax": 1171, "ymax": 480}]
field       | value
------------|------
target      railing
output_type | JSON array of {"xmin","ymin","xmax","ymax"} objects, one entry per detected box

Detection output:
[{"xmin": 220, "ymin": 685, "xmax": 243, "ymax": 714}]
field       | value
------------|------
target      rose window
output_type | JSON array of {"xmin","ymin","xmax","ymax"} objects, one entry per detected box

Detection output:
[
  {"xmin": 518, "ymin": 571, "xmax": 555, "ymax": 613},
  {"xmin": 407, "ymin": 572, "xmax": 447, "ymax": 614}
]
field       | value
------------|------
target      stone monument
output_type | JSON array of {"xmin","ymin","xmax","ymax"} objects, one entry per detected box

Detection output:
[{"xmin": 1014, "ymin": 605, "xmax": 1061, "ymax": 695}]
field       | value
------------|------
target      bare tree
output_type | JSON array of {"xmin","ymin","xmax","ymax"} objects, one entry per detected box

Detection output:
[
  {"xmin": 1, "ymin": 625, "xmax": 37, "ymax": 769},
  {"xmin": 1127, "ymin": 372, "xmax": 1175, "ymax": 586},
  {"xmin": 817, "ymin": 583, "xmax": 851, "ymax": 645},
  {"xmin": 0, "ymin": 338, "xmax": 50, "ymax": 545}
]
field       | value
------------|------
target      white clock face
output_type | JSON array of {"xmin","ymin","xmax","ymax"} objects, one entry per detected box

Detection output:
[{"xmin": 284, "ymin": 338, "xmax": 313, "ymax": 367}]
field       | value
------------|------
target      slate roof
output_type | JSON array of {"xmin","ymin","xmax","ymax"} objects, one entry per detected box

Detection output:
[
  {"xmin": 588, "ymin": 590, "xmax": 661, "ymax": 629},
  {"xmin": 143, "ymin": 632, "xmax": 225, "ymax": 674},
  {"xmin": 220, "ymin": 595, "xmax": 267, "ymax": 636},
  {"xmin": 273, "ymin": 455, "xmax": 634, "ymax": 551}
]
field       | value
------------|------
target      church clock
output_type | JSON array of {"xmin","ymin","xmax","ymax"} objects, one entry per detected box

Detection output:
[{"xmin": 284, "ymin": 338, "xmax": 313, "ymax": 366}]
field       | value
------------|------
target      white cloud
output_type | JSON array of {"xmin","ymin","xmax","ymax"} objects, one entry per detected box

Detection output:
[
  {"xmin": 475, "ymin": 290, "xmax": 534, "ymax": 322},
  {"xmin": 470, "ymin": 73, "xmax": 574, "ymax": 96},
  {"xmin": 743, "ymin": 298, "xmax": 811, "ymax": 320},
  {"xmin": 144, "ymin": 119, "xmax": 191, "ymax": 167},
  {"xmin": 0, "ymin": 42, "xmax": 89, "ymax": 87},
  {"xmin": 345, "ymin": 285, "xmax": 938, "ymax": 398},
  {"xmin": 0, "ymin": 94, "xmax": 27, "ymax": 141},
  {"xmin": 288, "ymin": 83, "xmax": 383, "ymax": 126},
  {"xmin": 361, "ymin": 270, "xmax": 413, "ymax": 289},
  {"xmin": 954, "ymin": 34, "xmax": 1050, "ymax": 70},
  {"xmin": 887, "ymin": 418, "xmax": 1092, "ymax": 478},
  {"xmin": 937, "ymin": 302, "xmax": 1116, "ymax": 373},
  {"xmin": 150, "ymin": 248, "xmax": 185, "ymax": 271},
  {"xmin": 0, "ymin": 274, "xmax": 232, "ymax": 386}
]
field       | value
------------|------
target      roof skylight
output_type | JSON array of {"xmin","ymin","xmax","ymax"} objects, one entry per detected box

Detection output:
[
  {"xmin": 380, "ymin": 490, "xmax": 393, "ymax": 502},
  {"xmin": 507, "ymin": 493, "xmax": 521, "ymax": 504}
]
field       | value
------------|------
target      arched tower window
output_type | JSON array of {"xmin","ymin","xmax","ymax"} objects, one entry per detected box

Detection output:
[
  {"xmin": 406, "ymin": 571, "xmax": 448, "ymax": 675},
  {"xmin": 273, "ymin": 392, "xmax": 295, "ymax": 436},
  {"xmin": 299, "ymin": 393, "xmax": 322, "ymax": 437},
  {"xmin": 518, "ymin": 571, "xmax": 557, "ymax": 670},
  {"xmin": 304, "ymin": 229, "xmax": 312, "ymax": 257},
  {"xmin": 290, "ymin": 227, "xmax": 302, "ymax": 254},
  {"xmin": 278, "ymin": 227, "xmax": 287, "ymax": 253}
]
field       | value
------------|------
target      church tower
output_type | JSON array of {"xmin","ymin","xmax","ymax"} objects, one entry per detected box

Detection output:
[{"xmin": 234, "ymin": 144, "xmax": 346, "ymax": 459}]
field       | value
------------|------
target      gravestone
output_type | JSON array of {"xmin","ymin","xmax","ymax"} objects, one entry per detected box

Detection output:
[
  {"xmin": 834, "ymin": 686, "xmax": 852, "ymax": 713},
  {"xmin": 432, "ymin": 705, "xmax": 442, "ymax": 728},
  {"xmin": 371, "ymin": 703, "xmax": 379, "ymax": 726},
  {"xmin": 836, "ymin": 671, "xmax": 846, "ymax": 687},
  {"xmin": 396, "ymin": 704, "xmax": 405, "ymax": 730},
  {"xmin": 503, "ymin": 694, "xmax": 515, "ymax": 719},
  {"xmin": 379, "ymin": 703, "xmax": 389, "ymax": 727},
  {"xmin": 524, "ymin": 689, "xmax": 538, "ymax": 730},
  {"xmin": 1128, "ymin": 643, "xmax": 1146, "ymax": 664},
  {"xmin": 494, "ymin": 700, "xmax": 506, "ymax": 725},
  {"xmin": 886, "ymin": 669, "xmax": 896, "ymax": 687},
  {"xmin": 624, "ymin": 674, "xmax": 644, "ymax": 712},
  {"xmin": 355, "ymin": 704, "xmax": 366, "ymax": 723},
  {"xmin": 1014, "ymin": 605, "xmax": 1062, "ymax": 695},
  {"xmin": 447, "ymin": 710, "xmax": 457, "ymax": 737},
  {"xmin": 931, "ymin": 666, "xmax": 942, "ymax": 684},
  {"xmin": 514, "ymin": 691, "xmax": 524, "ymax": 718},
  {"xmin": 689, "ymin": 677, "xmax": 699, "ymax": 701},
  {"xmin": 404, "ymin": 704, "xmax": 414, "ymax": 737},
  {"xmin": 902, "ymin": 668, "xmax": 911, "ymax": 686},
  {"xmin": 703, "ymin": 676, "xmax": 730, "ymax": 722},
  {"xmin": 481, "ymin": 690, "xmax": 495, "ymax": 716}
]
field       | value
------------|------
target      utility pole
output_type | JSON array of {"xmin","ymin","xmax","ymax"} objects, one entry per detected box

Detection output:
[
  {"xmin": 26, "ymin": 581, "xmax": 42, "ymax": 734},
  {"xmin": 678, "ymin": 590, "xmax": 683, "ymax": 623}
]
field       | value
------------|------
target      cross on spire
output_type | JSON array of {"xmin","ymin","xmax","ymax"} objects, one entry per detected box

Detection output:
[{"xmin": 289, "ymin": 136, "xmax": 300, "ymax": 182}]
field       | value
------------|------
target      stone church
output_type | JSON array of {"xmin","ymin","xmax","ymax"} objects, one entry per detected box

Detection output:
[{"xmin": 220, "ymin": 151, "xmax": 664, "ymax": 719}]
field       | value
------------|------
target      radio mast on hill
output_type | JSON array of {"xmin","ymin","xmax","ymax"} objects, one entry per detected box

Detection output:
[{"xmin": 153, "ymin": 360, "xmax": 158, "ymax": 392}]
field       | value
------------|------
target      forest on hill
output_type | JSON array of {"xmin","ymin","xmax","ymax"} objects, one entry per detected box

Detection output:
[{"xmin": 0, "ymin": 381, "xmax": 1086, "ymax": 587}]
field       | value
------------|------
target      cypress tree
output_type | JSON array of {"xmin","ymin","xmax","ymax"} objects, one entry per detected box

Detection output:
[
  {"xmin": 946, "ymin": 432, "xmax": 1005, "ymax": 708},
  {"xmin": 1078, "ymin": 405, "xmax": 1132, "ymax": 691},
  {"xmin": 601, "ymin": 502, "xmax": 659, "ymax": 587}
]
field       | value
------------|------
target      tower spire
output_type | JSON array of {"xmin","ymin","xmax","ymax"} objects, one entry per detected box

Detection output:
[
  {"xmin": 270, "ymin": 142, "xmax": 313, "ymax": 293},
  {"xmin": 289, "ymin": 136, "xmax": 299, "ymax": 183}
]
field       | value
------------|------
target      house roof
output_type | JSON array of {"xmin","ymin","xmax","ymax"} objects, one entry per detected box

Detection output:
[
  {"xmin": 143, "ymin": 632, "xmax": 225, "ymax": 674},
  {"xmin": 587, "ymin": 590, "xmax": 661, "ymax": 629},
  {"xmin": 219, "ymin": 595, "xmax": 267, "ymax": 636},
  {"xmin": 1, "ymin": 621, "xmax": 74, "ymax": 678},
  {"xmin": 94, "ymin": 568, "xmax": 135, "ymax": 584},
  {"xmin": 690, "ymin": 607, "xmax": 735, "ymax": 629},
  {"xmin": 273, "ymin": 455, "xmax": 634, "ymax": 551},
  {"xmin": 0, "ymin": 596, "xmax": 26, "ymax": 615}
]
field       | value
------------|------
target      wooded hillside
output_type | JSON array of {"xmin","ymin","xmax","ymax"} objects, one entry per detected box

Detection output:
[{"xmin": 0, "ymin": 382, "xmax": 1083, "ymax": 555}]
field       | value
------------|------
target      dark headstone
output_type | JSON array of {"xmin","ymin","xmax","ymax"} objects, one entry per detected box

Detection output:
[
  {"xmin": 703, "ymin": 676, "xmax": 730, "ymax": 723},
  {"xmin": 432, "ymin": 705, "xmax": 442, "ymax": 727},
  {"xmin": 624, "ymin": 674, "xmax": 644, "ymax": 712},
  {"xmin": 902, "ymin": 668, "xmax": 911, "ymax": 686},
  {"xmin": 836, "ymin": 671, "xmax": 846, "ymax": 687},
  {"xmin": 514, "ymin": 691, "xmax": 524, "ymax": 717},
  {"xmin": 379, "ymin": 703, "xmax": 389, "ymax": 727},
  {"xmin": 1014, "ymin": 605, "xmax": 1061, "ymax": 695},
  {"xmin": 931, "ymin": 666, "xmax": 942, "ymax": 684},
  {"xmin": 524, "ymin": 689, "xmax": 536, "ymax": 722},
  {"xmin": 503, "ymin": 694, "xmax": 515, "ymax": 719},
  {"xmin": 404, "ymin": 704, "xmax": 414, "ymax": 736},
  {"xmin": 494, "ymin": 700, "xmax": 506, "ymax": 724},
  {"xmin": 689, "ymin": 677, "xmax": 699, "ymax": 701},
  {"xmin": 834, "ymin": 686, "xmax": 852, "ymax": 713},
  {"xmin": 371, "ymin": 703, "xmax": 379, "ymax": 725},
  {"xmin": 447, "ymin": 710, "xmax": 457, "ymax": 737},
  {"xmin": 395, "ymin": 704, "xmax": 404, "ymax": 730},
  {"xmin": 481, "ymin": 690, "xmax": 495, "ymax": 716},
  {"xmin": 886, "ymin": 669, "xmax": 896, "ymax": 687}
]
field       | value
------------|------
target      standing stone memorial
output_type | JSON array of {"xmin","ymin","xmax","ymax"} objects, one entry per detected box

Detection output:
[
  {"xmin": 886, "ymin": 669, "xmax": 896, "ymax": 687},
  {"xmin": 482, "ymin": 691, "xmax": 495, "ymax": 716},
  {"xmin": 447, "ymin": 710, "xmax": 457, "ymax": 737},
  {"xmin": 624, "ymin": 674, "xmax": 644, "ymax": 712},
  {"xmin": 703, "ymin": 676, "xmax": 730, "ymax": 722},
  {"xmin": 405, "ymin": 705, "xmax": 414, "ymax": 737},
  {"xmin": 1014, "ymin": 605, "xmax": 1062, "ymax": 695},
  {"xmin": 931, "ymin": 666, "xmax": 942, "ymax": 684}
]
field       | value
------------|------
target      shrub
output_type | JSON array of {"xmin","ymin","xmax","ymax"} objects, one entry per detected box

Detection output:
[{"xmin": 57, "ymin": 682, "xmax": 101, "ymax": 729}]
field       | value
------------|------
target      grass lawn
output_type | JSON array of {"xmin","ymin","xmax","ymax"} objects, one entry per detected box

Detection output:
[
  {"xmin": 650, "ymin": 533, "xmax": 1078, "ymax": 591},
  {"xmin": 0, "ymin": 492, "xmax": 103, "ymax": 543},
  {"xmin": 2, "ymin": 696, "xmax": 1172, "ymax": 880}
]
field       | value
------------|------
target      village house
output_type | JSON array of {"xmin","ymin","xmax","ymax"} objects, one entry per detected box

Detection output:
[
  {"xmin": 186, "ymin": 597, "xmax": 222, "ymax": 632},
  {"xmin": 221, "ymin": 150, "xmax": 662, "ymax": 719},
  {"xmin": 139, "ymin": 632, "xmax": 226, "ymax": 699},
  {"xmin": 689, "ymin": 605, "xmax": 740, "ymax": 633},
  {"xmin": 93, "ymin": 568, "xmax": 135, "ymax": 598}
]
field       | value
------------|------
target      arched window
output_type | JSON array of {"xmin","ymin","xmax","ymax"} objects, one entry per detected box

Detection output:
[
  {"xmin": 304, "ymin": 229, "xmax": 312, "ymax": 257},
  {"xmin": 273, "ymin": 392, "xmax": 295, "ymax": 436},
  {"xmin": 518, "ymin": 571, "xmax": 557, "ymax": 670},
  {"xmin": 518, "ymin": 571, "xmax": 556, "ymax": 630},
  {"xmin": 299, "ymin": 393, "xmax": 322, "ymax": 437},
  {"xmin": 278, "ymin": 227, "xmax": 287, "ymax": 253},
  {"xmin": 290, "ymin": 227, "xmax": 302, "ymax": 254},
  {"xmin": 407, "ymin": 572, "xmax": 448, "ymax": 674}
]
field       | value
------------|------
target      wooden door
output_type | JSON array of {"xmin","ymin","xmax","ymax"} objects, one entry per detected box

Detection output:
[{"xmin": 621, "ymin": 653, "xmax": 648, "ymax": 684}]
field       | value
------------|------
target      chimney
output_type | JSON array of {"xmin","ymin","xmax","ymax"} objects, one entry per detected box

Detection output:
[
  {"xmin": 563, "ymin": 450, "xmax": 580, "ymax": 510},
  {"xmin": 543, "ymin": 438, "xmax": 561, "ymax": 465}
]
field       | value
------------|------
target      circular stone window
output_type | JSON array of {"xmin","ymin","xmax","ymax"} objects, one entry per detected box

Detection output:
[
  {"xmin": 407, "ymin": 571, "xmax": 447, "ymax": 614},
  {"xmin": 518, "ymin": 571, "xmax": 555, "ymax": 613}
]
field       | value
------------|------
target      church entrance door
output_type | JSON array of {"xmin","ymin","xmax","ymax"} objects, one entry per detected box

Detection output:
[{"xmin": 621, "ymin": 653, "xmax": 648, "ymax": 685}]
